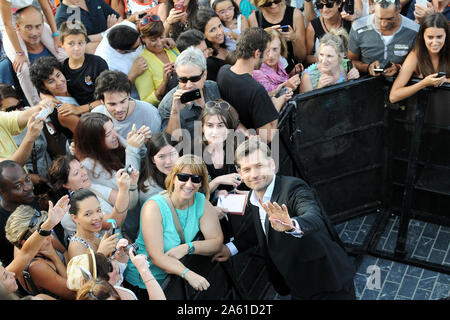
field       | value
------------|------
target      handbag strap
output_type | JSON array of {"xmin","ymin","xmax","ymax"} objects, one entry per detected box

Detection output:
[
  {"xmin": 160, "ymin": 190, "xmax": 185, "ymax": 244},
  {"xmin": 89, "ymin": 188, "xmax": 114, "ymax": 208}
]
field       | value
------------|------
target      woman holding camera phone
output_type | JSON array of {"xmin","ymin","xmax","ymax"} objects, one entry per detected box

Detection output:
[
  {"xmin": 248, "ymin": 0, "xmax": 306, "ymax": 73},
  {"xmin": 301, "ymin": 28, "xmax": 360, "ymax": 93},
  {"xmin": 135, "ymin": 14, "xmax": 180, "ymax": 107},
  {"xmin": 159, "ymin": 0, "xmax": 199, "ymax": 40},
  {"xmin": 124, "ymin": 155, "xmax": 223, "ymax": 299},
  {"xmin": 253, "ymin": 28, "xmax": 302, "ymax": 95},
  {"xmin": 47, "ymin": 154, "xmax": 134, "ymax": 244},
  {"xmin": 389, "ymin": 13, "xmax": 449, "ymax": 103}
]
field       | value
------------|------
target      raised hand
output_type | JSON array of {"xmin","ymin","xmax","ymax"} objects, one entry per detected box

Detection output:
[{"xmin": 262, "ymin": 201, "xmax": 292, "ymax": 232}]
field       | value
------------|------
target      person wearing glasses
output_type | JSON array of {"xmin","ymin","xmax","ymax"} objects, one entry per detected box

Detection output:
[
  {"xmin": 158, "ymin": 46, "xmax": 221, "ymax": 141},
  {"xmin": 347, "ymin": 0, "xmax": 419, "ymax": 77},
  {"xmin": 5, "ymin": 204, "xmax": 76, "ymax": 299},
  {"xmin": 123, "ymin": 154, "xmax": 223, "ymax": 298},
  {"xmin": 248, "ymin": 0, "xmax": 307, "ymax": 74},
  {"xmin": 137, "ymin": 132, "xmax": 180, "ymax": 207},
  {"xmin": 305, "ymin": 0, "xmax": 352, "ymax": 65},
  {"xmin": 212, "ymin": 0, "xmax": 249, "ymax": 52},
  {"xmin": 135, "ymin": 14, "xmax": 180, "ymax": 107},
  {"xmin": 0, "ymin": 194, "xmax": 69, "ymax": 300}
]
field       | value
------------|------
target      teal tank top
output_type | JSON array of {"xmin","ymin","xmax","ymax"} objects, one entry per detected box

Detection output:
[{"xmin": 124, "ymin": 192, "xmax": 205, "ymax": 288}]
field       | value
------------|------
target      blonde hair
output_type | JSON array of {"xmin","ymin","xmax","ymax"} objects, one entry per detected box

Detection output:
[
  {"xmin": 317, "ymin": 28, "xmax": 350, "ymax": 60},
  {"xmin": 76, "ymin": 279, "xmax": 121, "ymax": 300},
  {"xmin": 165, "ymin": 154, "xmax": 210, "ymax": 200},
  {"xmin": 264, "ymin": 27, "xmax": 288, "ymax": 58},
  {"xmin": 5, "ymin": 205, "xmax": 47, "ymax": 248}
]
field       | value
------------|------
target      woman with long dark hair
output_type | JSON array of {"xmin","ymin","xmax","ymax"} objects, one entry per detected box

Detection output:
[
  {"xmin": 389, "ymin": 13, "xmax": 449, "ymax": 103},
  {"xmin": 137, "ymin": 132, "xmax": 180, "ymax": 206},
  {"xmin": 193, "ymin": 9, "xmax": 229, "ymax": 81}
]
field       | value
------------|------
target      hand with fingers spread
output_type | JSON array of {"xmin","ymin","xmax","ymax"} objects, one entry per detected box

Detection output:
[
  {"xmin": 45, "ymin": 195, "xmax": 71, "ymax": 229},
  {"xmin": 262, "ymin": 201, "xmax": 293, "ymax": 232}
]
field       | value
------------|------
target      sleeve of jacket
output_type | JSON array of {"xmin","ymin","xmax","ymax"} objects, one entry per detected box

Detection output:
[{"xmin": 289, "ymin": 179, "xmax": 326, "ymax": 236}]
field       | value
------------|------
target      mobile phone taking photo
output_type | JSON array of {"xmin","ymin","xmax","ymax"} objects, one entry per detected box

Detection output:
[{"xmin": 180, "ymin": 89, "xmax": 201, "ymax": 104}]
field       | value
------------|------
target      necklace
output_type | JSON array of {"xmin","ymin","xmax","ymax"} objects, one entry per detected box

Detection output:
[{"xmin": 322, "ymin": 16, "xmax": 343, "ymax": 33}]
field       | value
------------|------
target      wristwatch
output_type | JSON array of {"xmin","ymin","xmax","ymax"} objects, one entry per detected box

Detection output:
[
  {"xmin": 37, "ymin": 222, "xmax": 52, "ymax": 236},
  {"xmin": 187, "ymin": 242, "xmax": 195, "ymax": 255}
]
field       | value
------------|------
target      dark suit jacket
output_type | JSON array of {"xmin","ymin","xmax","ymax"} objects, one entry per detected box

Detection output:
[{"xmin": 233, "ymin": 175, "xmax": 356, "ymax": 298}]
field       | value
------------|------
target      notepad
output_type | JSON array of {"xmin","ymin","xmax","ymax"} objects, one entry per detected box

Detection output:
[{"xmin": 217, "ymin": 194, "xmax": 248, "ymax": 215}]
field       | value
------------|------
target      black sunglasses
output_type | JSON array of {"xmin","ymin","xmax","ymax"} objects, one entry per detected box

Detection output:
[
  {"xmin": 4, "ymin": 99, "xmax": 24, "ymax": 112},
  {"xmin": 139, "ymin": 14, "xmax": 161, "ymax": 29},
  {"xmin": 316, "ymin": 1, "xmax": 338, "ymax": 9},
  {"xmin": 261, "ymin": 0, "xmax": 282, "ymax": 7},
  {"xmin": 176, "ymin": 173, "xmax": 203, "ymax": 184},
  {"xmin": 178, "ymin": 70, "xmax": 204, "ymax": 83},
  {"xmin": 205, "ymin": 100, "xmax": 231, "ymax": 110},
  {"xmin": 29, "ymin": 209, "xmax": 42, "ymax": 228}
]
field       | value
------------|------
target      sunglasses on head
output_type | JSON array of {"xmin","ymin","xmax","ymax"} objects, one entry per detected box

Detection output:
[
  {"xmin": 205, "ymin": 100, "xmax": 231, "ymax": 110},
  {"xmin": 178, "ymin": 70, "xmax": 204, "ymax": 83},
  {"xmin": 16, "ymin": 210, "xmax": 43, "ymax": 246},
  {"xmin": 316, "ymin": 1, "xmax": 337, "ymax": 9},
  {"xmin": 261, "ymin": 0, "xmax": 282, "ymax": 7},
  {"xmin": 139, "ymin": 14, "xmax": 161, "ymax": 29},
  {"xmin": 176, "ymin": 173, "xmax": 203, "ymax": 184},
  {"xmin": 4, "ymin": 99, "xmax": 24, "ymax": 112}
]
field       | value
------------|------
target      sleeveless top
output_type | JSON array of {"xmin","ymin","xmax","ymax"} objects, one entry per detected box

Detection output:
[
  {"xmin": 256, "ymin": 6, "xmax": 297, "ymax": 73},
  {"xmin": 223, "ymin": 14, "xmax": 242, "ymax": 52},
  {"xmin": 310, "ymin": 17, "xmax": 352, "ymax": 54},
  {"xmin": 124, "ymin": 192, "xmax": 205, "ymax": 289},
  {"xmin": 303, "ymin": 59, "xmax": 350, "ymax": 90},
  {"xmin": 69, "ymin": 234, "xmax": 102, "ymax": 251}
]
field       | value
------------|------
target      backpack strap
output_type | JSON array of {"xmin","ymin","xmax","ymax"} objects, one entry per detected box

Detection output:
[{"xmin": 160, "ymin": 190, "xmax": 185, "ymax": 244}]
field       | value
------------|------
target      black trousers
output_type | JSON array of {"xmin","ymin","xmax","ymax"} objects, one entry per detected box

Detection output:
[{"xmin": 291, "ymin": 279, "xmax": 356, "ymax": 300}]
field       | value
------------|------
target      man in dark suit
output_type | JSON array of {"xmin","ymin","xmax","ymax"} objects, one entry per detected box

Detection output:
[{"xmin": 213, "ymin": 139, "xmax": 356, "ymax": 299}]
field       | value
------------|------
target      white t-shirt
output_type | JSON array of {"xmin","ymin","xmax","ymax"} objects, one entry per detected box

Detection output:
[
  {"xmin": 0, "ymin": 0, "xmax": 35, "ymax": 30},
  {"xmin": 94, "ymin": 20, "xmax": 143, "ymax": 75}
]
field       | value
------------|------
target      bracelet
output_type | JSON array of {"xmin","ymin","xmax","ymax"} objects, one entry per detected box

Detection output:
[
  {"xmin": 143, "ymin": 277, "xmax": 156, "ymax": 283},
  {"xmin": 114, "ymin": 205, "xmax": 128, "ymax": 214},
  {"xmin": 129, "ymin": 186, "xmax": 137, "ymax": 191},
  {"xmin": 16, "ymin": 52, "xmax": 25, "ymax": 56},
  {"xmin": 52, "ymin": 31, "xmax": 59, "ymax": 37},
  {"xmin": 88, "ymin": 102, "xmax": 92, "ymax": 112},
  {"xmin": 181, "ymin": 268, "xmax": 189, "ymax": 279}
]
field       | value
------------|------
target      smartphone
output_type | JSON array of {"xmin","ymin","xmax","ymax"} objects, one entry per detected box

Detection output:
[
  {"xmin": 383, "ymin": 62, "xmax": 393, "ymax": 69},
  {"xmin": 373, "ymin": 68, "xmax": 384, "ymax": 73},
  {"xmin": 107, "ymin": 219, "xmax": 117, "ymax": 235},
  {"xmin": 344, "ymin": 0, "xmax": 354, "ymax": 15},
  {"xmin": 174, "ymin": 1, "xmax": 184, "ymax": 12},
  {"xmin": 280, "ymin": 25, "xmax": 289, "ymax": 32},
  {"xmin": 438, "ymin": 72, "xmax": 446, "ymax": 77},
  {"xmin": 180, "ymin": 89, "xmax": 201, "ymax": 104},
  {"xmin": 346, "ymin": 60, "xmax": 353, "ymax": 72},
  {"xmin": 125, "ymin": 164, "xmax": 133, "ymax": 175}
]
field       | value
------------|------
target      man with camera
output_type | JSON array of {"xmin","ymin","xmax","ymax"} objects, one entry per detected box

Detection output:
[
  {"xmin": 347, "ymin": 0, "xmax": 419, "ymax": 77},
  {"xmin": 158, "ymin": 46, "xmax": 221, "ymax": 141}
]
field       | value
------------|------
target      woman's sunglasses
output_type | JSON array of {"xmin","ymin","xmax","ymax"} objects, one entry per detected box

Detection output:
[
  {"xmin": 178, "ymin": 71, "xmax": 204, "ymax": 83},
  {"xmin": 4, "ymin": 99, "xmax": 24, "ymax": 112},
  {"xmin": 16, "ymin": 210, "xmax": 43, "ymax": 246},
  {"xmin": 139, "ymin": 14, "xmax": 161, "ymax": 29},
  {"xmin": 176, "ymin": 173, "xmax": 203, "ymax": 184},
  {"xmin": 205, "ymin": 100, "xmax": 231, "ymax": 110},
  {"xmin": 261, "ymin": 0, "xmax": 282, "ymax": 7},
  {"xmin": 316, "ymin": 1, "xmax": 338, "ymax": 9}
]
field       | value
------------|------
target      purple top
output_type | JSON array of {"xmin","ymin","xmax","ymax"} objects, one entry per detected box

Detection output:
[{"xmin": 253, "ymin": 61, "xmax": 289, "ymax": 93}]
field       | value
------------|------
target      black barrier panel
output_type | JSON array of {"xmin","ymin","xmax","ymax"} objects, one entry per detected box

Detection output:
[{"xmin": 289, "ymin": 76, "xmax": 386, "ymax": 218}]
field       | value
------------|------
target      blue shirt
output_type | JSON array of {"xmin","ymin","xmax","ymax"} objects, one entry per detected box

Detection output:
[{"xmin": 28, "ymin": 47, "xmax": 53, "ymax": 65}]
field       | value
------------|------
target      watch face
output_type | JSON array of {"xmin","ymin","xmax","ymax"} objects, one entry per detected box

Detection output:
[{"xmin": 188, "ymin": 245, "xmax": 195, "ymax": 255}]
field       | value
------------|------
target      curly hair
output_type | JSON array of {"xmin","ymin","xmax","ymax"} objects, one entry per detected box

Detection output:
[
  {"xmin": 94, "ymin": 70, "xmax": 132, "ymax": 101},
  {"xmin": 29, "ymin": 56, "xmax": 62, "ymax": 95}
]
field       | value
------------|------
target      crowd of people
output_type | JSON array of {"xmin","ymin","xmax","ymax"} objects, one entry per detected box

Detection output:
[{"xmin": 0, "ymin": 0, "xmax": 448, "ymax": 300}]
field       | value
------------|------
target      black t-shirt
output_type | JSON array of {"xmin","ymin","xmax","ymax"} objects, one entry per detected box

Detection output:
[
  {"xmin": 0, "ymin": 204, "xmax": 14, "ymax": 266},
  {"xmin": 207, "ymin": 56, "xmax": 227, "ymax": 82},
  {"xmin": 62, "ymin": 54, "xmax": 109, "ymax": 105},
  {"xmin": 216, "ymin": 65, "xmax": 279, "ymax": 130}
]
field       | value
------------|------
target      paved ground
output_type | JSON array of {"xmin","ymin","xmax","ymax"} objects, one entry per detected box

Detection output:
[{"xmin": 336, "ymin": 213, "xmax": 450, "ymax": 300}]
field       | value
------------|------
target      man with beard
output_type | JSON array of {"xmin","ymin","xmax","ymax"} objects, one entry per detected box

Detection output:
[
  {"xmin": 348, "ymin": 0, "xmax": 419, "ymax": 77},
  {"xmin": 92, "ymin": 70, "xmax": 161, "ymax": 140},
  {"xmin": 216, "ymin": 27, "xmax": 292, "ymax": 144},
  {"xmin": 213, "ymin": 139, "xmax": 356, "ymax": 300}
]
